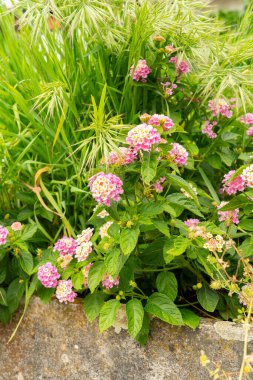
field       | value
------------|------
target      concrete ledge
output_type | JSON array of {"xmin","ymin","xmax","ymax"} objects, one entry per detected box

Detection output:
[{"xmin": 0, "ymin": 297, "xmax": 252, "ymax": 380}]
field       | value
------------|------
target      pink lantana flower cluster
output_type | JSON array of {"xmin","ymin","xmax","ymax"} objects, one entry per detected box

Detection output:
[
  {"xmin": 37, "ymin": 262, "xmax": 60, "ymax": 288},
  {"xmin": 99, "ymin": 221, "xmax": 113, "ymax": 239},
  {"xmin": 242, "ymin": 165, "xmax": 253, "ymax": 188},
  {"xmin": 240, "ymin": 113, "xmax": 253, "ymax": 139},
  {"xmin": 184, "ymin": 219, "xmax": 200, "ymax": 229},
  {"xmin": 55, "ymin": 280, "xmax": 77, "ymax": 304},
  {"xmin": 147, "ymin": 113, "xmax": 174, "ymax": 131},
  {"xmin": 221, "ymin": 170, "xmax": 246, "ymax": 195},
  {"xmin": 102, "ymin": 274, "xmax": 120, "ymax": 290},
  {"xmin": 103, "ymin": 147, "xmax": 137, "ymax": 166},
  {"xmin": 169, "ymin": 56, "xmax": 190, "ymax": 76},
  {"xmin": 0, "ymin": 225, "xmax": 9, "ymax": 245},
  {"xmin": 161, "ymin": 81, "xmax": 177, "ymax": 97},
  {"xmin": 208, "ymin": 98, "xmax": 235, "ymax": 119},
  {"xmin": 169, "ymin": 142, "xmax": 188, "ymax": 166},
  {"xmin": 153, "ymin": 177, "xmax": 166, "ymax": 193},
  {"xmin": 126, "ymin": 124, "xmax": 161, "ymax": 152},
  {"xmin": 11, "ymin": 222, "xmax": 22, "ymax": 231},
  {"xmin": 130, "ymin": 59, "xmax": 151, "ymax": 82},
  {"xmin": 75, "ymin": 228, "xmax": 94, "ymax": 262},
  {"xmin": 217, "ymin": 202, "xmax": 239, "ymax": 227},
  {"xmin": 53, "ymin": 236, "xmax": 77, "ymax": 257},
  {"xmin": 202, "ymin": 121, "xmax": 218, "ymax": 139},
  {"xmin": 88, "ymin": 172, "xmax": 123, "ymax": 206}
]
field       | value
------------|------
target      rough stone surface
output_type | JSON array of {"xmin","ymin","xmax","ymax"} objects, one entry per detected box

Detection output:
[{"xmin": 0, "ymin": 297, "xmax": 253, "ymax": 380}]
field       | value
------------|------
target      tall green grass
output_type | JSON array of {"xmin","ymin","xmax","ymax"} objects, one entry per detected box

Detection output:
[{"xmin": 0, "ymin": 0, "xmax": 252, "ymax": 238}]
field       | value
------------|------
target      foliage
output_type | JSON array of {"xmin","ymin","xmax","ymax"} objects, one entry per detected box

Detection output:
[{"xmin": 0, "ymin": 0, "xmax": 253, "ymax": 349}]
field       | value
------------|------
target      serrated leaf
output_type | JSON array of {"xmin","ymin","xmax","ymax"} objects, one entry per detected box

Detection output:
[
  {"xmin": 135, "ymin": 312, "xmax": 150, "ymax": 346},
  {"xmin": 219, "ymin": 195, "xmax": 251, "ymax": 211},
  {"xmin": 180, "ymin": 308, "xmax": 200, "ymax": 329},
  {"xmin": 120, "ymin": 226, "xmax": 139, "ymax": 255},
  {"xmin": 83, "ymin": 292, "xmax": 107, "ymax": 322},
  {"xmin": 72, "ymin": 271, "xmax": 84, "ymax": 290},
  {"xmin": 99, "ymin": 299, "xmax": 121, "ymax": 332},
  {"xmin": 6, "ymin": 279, "xmax": 25, "ymax": 313},
  {"xmin": 0, "ymin": 288, "xmax": 8, "ymax": 306},
  {"xmin": 20, "ymin": 224, "xmax": 37, "ymax": 241},
  {"xmin": 104, "ymin": 249, "xmax": 121, "ymax": 276},
  {"xmin": 156, "ymin": 272, "xmax": 178, "ymax": 301},
  {"xmin": 141, "ymin": 152, "xmax": 157, "ymax": 184},
  {"xmin": 145, "ymin": 292, "xmax": 183, "ymax": 325},
  {"xmin": 88, "ymin": 261, "xmax": 105, "ymax": 293},
  {"xmin": 20, "ymin": 251, "xmax": 34, "ymax": 275},
  {"xmin": 166, "ymin": 173, "xmax": 199, "ymax": 205},
  {"xmin": 238, "ymin": 219, "xmax": 253, "ymax": 231},
  {"xmin": 126, "ymin": 299, "xmax": 144, "ymax": 338},
  {"xmin": 197, "ymin": 283, "xmax": 219, "ymax": 312},
  {"xmin": 163, "ymin": 236, "xmax": 189, "ymax": 263},
  {"xmin": 139, "ymin": 201, "xmax": 164, "ymax": 216},
  {"xmin": 153, "ymin": 219, "xmax": 170, "ymax": 237}
]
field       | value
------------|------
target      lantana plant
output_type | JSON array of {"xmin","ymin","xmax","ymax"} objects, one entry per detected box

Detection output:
[{"xmin": 36, "ymin": 105, "xmax": 253, "ymax": 343}]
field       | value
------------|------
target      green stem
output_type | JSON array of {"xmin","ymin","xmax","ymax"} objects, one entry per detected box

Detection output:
[{"xmin": 238, "ymin": 300, "xmax": 253, "ymax": 380}]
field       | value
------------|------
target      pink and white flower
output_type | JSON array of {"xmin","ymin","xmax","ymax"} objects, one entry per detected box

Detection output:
[
  {"xmin": 37, "ymin": 262, "xmax": 60, "ymax": 288},
  {"xmin": 130, "ymin": 60, "xmax": 151, "ymax": 82},
  {"xmin": 0, "ymin": 226, "xmax": 8, "ymax": 245},
  {"xmin": 102, "ymin": 274, "xmax": 120, "ymax": 289},
  {"xmin": 202, "ymin": 121, "xmax": 217, "ymax": 139},
  {"xmin": 126, "ymin": 124, "xmax": 161, "ymax": 152},
  {"xmin": 88, "ymin": 172, "xmax": 124, "ymax": 206},
  {"xmin": 217, "ymin": 202, "xmax": 239, "ymax": 226},
  {"xmin": 53, "ymin": 236, "xmax": 77, "ymax": 257},
  {"xmin": 208, "ymin": 99, "xmax": 233, "ymax": 118},
  {"xmin": 56, "ymin": 280, "xmax": 77, "ymax": 304},
  {"xmin": 99, "ymin": 221, "xmax": 114, "ymax": 239},
  {"xmin": 221, "ymin": 170, "xmax": 246, "ymax": 195},
  {"xmin": 104, "ymin": 147, "xmax": 137, "ymax": 166},
  {"xmin": 169, "ymin": 143, "xmax": 188, "ymax": 166},
  {"xmin": 11, "ymin": 222, "xmax": 22, "ymax": 231}
]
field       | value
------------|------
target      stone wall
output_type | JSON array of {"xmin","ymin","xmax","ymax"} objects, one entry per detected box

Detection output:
[{"xmin": 0, "ymin": 297, "xmax": 253, "ymax": 380}]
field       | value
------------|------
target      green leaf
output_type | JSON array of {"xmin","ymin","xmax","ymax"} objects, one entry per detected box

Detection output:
[
  {"xmin": 166, "ymin": 194, "xmax": 204, "ymax": 218},
  {"xmin": 126, "ymin": 299, "xmax": 144, "ymax": 338},
  {"xmin": 83, "ymin": 292, "xmax": 107, "ymax": 322},
  {"xmin": 72, "ymin": 271, "xmax": 84, "ymax": 290},
  {"xmin": 0, "ymin": 305, "xmax": 10, "ymax": 324},
  {"xmin": 135, "ymin": 312, "xmax": 150, "ymax": 346},
  {"xmin": 141, "ymin": 152, "xmax": 157, "ymax": 184},
  {"xmin": 0, "ymin": 287, "xmax": 8, "ymax": 306},
  {"xmin": 6, "ymin": 278, "xmax": 25, "ymax": 313},
  {"xmin": 238, "ymin": 219, "xmax": 253, "ymax": 231},
  {"xmin": 163, "ymin": 236, "xmax": 189, "ymax": 263},
  {"xmin": 166, "ymin": 173, "xmax": 199, "ymax": 205},
  {"xmin": 240, "ymin": 238, "xmax": 253, "ymax": 257},
  {"xmin": 108, "ymin": 223, "xmax": 120, "ymax": 239},
  {"xmin": 104, "ymin": 249, "xmax": 121, "ymax": 276},
  {"xmin": 139, "ymin": 201, "xmax": 164, "ymax": 216},
  {"xmin": 219, "ymin": 195, "xmax": 251, "ymax": 211},
  {"xmin": 198, "ymin": 167, "xmax": 220, "ymax": 204},
  {"xmin": 180, "ymin": 308, "xmax": 200, "ymax": 329},
  {"xmin": 99, "ymin": 299, "xmax": 121, "ymax": 332},
  {"xmin": 120, "ymin": 226, "xmax": 139, "ymax": 255},
  {"xmin": 156, "ymin": 272, "xmax": 178, "ymax": 301},
  {"xmin": 88, "ymin": 261, "xmax": 105, "ymax": 293},
  {"xmin": 145, "ymin": 292, "xmax": 183, "ymax": 325},
  {"xmin": 153, "ymin": 219, "xmax": 170, "ymax": 237},
  {"xmin": 37, "ymin": 283, "xmax": 55, "ymax": 304},
  {"xmin": 197, "ymin": 283, "xmax": 219, "ymax": 312},
  {"xmin": 20, "ymin": 224, "xmax": 37, "ymax": 241},
  {"xmin": 20, "ymin": 251, "xmax": 34, "ymax": 275}
]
